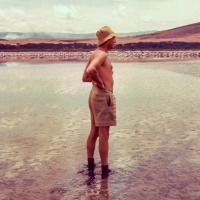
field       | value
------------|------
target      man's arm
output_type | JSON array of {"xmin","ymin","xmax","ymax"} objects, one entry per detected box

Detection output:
[
  {"xmin": 86, "ymin": 52, "xmax": 107, "ymax": 89},
  {"xmin": 82, "ymin": 58, "xmax": 92, "ymax": 82}
]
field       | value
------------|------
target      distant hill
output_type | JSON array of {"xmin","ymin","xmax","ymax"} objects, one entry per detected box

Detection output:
[
  {"xmin": 0, "ymin": 22, "xmax": 200, "ymax": 51},
  {"xmin": 0, "ymin": 32, "xmax": 95, "ymax": 39},
  {"xmin": 124, "ymin": 22, "xmax": 200, "ymax": 43},
  {"xmin": 0, "ymin": 30, "xmax": 156, "ymax": 40}
]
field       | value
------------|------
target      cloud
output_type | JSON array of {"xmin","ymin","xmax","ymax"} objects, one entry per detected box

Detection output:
[
  {"xmin": 53, "ymin": 5, "xmax": 78, "ymax": 20},
  {"xmin": 0, "ymin": 0, "xmax": 200, "ymax": 33},
  {"xmin": 0, "ymin": 4, "xmax": 80, "ymax": 32},
  {"xmin": 0, "ymin": 10, "xmax": 4, "ymax": 16},
  {"xmin": 140, "ymin": 15, "xmax": 154, "ymax": 22},
  {"xmin": 9, "ymin": 8, "xmax": 24, "ymax": 15},
  {"xmin": 115, "ymin": 0, "xmax": 127, "ymax": 2},
  {"xmin": 113, "ymin": 5, "xmax": 128, "ymax": 17},
  {"xmin": 0, "ymin": 8, "xmax": 33, "ymax": 32}
]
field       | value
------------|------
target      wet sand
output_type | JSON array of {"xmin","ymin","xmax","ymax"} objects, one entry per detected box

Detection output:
[{"xmin": 0, "ymin": 61, "xmax": 200, "ymax": 200}]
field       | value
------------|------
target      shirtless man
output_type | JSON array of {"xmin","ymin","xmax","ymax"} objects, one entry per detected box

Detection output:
[{"xmin": 82, "ymin": 26, "xmax": 117, "ymax": 178}]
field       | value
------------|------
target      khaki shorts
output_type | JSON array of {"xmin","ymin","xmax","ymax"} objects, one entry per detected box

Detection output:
[{"xmin": 88, "ymin": 86, "xmax": 116, "ymax": 127}]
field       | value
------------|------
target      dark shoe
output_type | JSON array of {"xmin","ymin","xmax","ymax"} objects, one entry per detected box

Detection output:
[
  {"xmin": 87, "ymin": 164, "xmax": 96, "ymax": 172},
  {"xmin": 87, "ymin": 158, "xmax": 95, "ymax": 173},
  {"xmin": 101, "ymin": 165, "xmax": 111, "ymax": 179},
  {"xmin": 102, "ymin": 169, "xmax": 111, "ymax": 179}
]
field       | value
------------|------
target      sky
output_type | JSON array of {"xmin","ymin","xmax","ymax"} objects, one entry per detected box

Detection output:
[{"xmin": 0, "ymin": 0, "xmax": 200, "ymax": 33}]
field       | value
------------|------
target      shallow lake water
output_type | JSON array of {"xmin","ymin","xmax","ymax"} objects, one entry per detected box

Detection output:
[{"xmin": 0, "ymin": 60, "xmax": 200, "ymax": 200}]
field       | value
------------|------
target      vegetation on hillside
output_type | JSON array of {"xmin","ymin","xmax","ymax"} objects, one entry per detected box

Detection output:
[{"xmin": 1, "ymin": 42, "xmax": 200, "ymax": 51}]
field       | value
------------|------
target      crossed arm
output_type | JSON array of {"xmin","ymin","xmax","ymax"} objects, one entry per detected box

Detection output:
[
  {"xmin": 82, "ymin": 58, "xmax": 92, "ymax": 82},
  {"xmin": 82, "ymin": 52, "xmax": 107, "ymax": 89}
]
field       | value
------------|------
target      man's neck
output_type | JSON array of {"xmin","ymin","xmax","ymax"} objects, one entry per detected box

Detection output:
[{"xmin": 97, "ymin": 47, "xmax": 108, "ymax": 53}]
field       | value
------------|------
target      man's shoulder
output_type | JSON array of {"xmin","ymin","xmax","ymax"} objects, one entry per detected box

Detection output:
[
  {"xmin": 94, "ymin": 49, "xmax": 108, "ymax": 57},
  {"xmin": 88, "ymin": 49, "xmax": 109, "ymax": 66},
  {"xmin": 96, "ymin": 50, "xmax": 109, "ymax": 63}
]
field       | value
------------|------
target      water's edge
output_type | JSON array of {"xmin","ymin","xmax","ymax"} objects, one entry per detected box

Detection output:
[{"xmin": 0, "ymin": 51, "xmax": 200, "ymax": 63}]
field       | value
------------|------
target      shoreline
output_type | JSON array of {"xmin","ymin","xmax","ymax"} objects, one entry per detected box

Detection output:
[{"xmin": 0, "ymin": 51, "xmax": 200, "ymax": 63}]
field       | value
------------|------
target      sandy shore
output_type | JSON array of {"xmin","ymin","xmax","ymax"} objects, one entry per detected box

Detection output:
[{"xmin": 0, "ymin": 51, "xmax": 200, "ymax": 63}]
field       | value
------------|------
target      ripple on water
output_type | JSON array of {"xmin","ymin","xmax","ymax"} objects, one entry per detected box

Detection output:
[{"xmin": 1, "ymin": 61, "xmax": 200, "ymax": 199}]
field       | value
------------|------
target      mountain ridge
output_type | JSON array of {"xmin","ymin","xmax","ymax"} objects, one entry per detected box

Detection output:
[
  {"xmin": 0, "ymin": 30, "xmax": 156, "ymax": 40},
  {"xmin": 127, "ymin": 22, "xmax": 200, "ymax": 42},
  {"xmin": 0, "ymin": 22, "xmax": 200, "ymax": 51}
]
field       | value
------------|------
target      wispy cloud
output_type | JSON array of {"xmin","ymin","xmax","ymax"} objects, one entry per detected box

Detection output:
[
  {"xmin": 140, "ymin": 15, "xmax": 154, "ymax": 22},
  {"xmin": 113, "ymin": 5, "xmax": 128, "ymax": 17},
  {"xmin": 0, "ymin": 0, "xmax": 199, "ymax": 33},
  {"xmin": 53, "ymin": 5, "xmax": 78, "ymax": 20},
  {"xmin": 0, "ymin": 8, "xmax": 33, "ymax": 32}
]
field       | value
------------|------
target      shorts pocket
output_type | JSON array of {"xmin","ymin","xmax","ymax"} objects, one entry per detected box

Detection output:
[
  {"xmin": 94, "ymin": 94, "xmax": 107, "ymax": 107},
  {"xmin": 106, "ymin": 94, "xmax": 116, "ymax": 108},
  {"xmin": 107, "ymin": 94, "xmax": 116, "ymax": 123}
]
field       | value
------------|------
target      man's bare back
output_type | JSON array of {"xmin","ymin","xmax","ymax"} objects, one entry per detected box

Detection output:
[{"xmin": 88, "ymin": 49, "xmax": 114, "ymax": 91}]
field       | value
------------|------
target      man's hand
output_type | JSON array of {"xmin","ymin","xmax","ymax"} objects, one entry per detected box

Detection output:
[{"xmin": 93, "ymin": 81, "xmax": 105, "ymax": 89}]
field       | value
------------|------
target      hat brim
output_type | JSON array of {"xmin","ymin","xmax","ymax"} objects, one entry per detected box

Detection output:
[{"xmin": 98, "ymin": 33, "xmax": 117, "ymax": 46}]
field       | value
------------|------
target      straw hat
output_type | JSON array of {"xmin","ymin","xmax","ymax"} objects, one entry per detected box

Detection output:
[{"xmin": 96, "ymin": 26, "xmax": 117, "ymax": 46}]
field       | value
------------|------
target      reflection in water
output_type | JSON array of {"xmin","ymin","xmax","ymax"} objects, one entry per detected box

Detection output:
[
  {"xmin": 99, "ymin": 179, "xmax": 109, "ymax": 199},
  {"xmin": 85, "ymin": 171, "xmax": 95, "ymax": 186},
  {"xmin": 86, "ymin": 175, "xmax": 109, "ymax": 200},
  {"xmin": 0, "ymin": 62, "xmax": 6, "ymax": 67},
  {"xmin": 143, "ymin": 60, "xmax": 200, "ymax": 78}
]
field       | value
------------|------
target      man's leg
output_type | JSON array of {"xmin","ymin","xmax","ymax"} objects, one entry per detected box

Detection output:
[
  {"xmin": 98, "ymin": 126, "xmax": 110, "ymax": 165},
  {"xmin": 87, "ymin": 123, "xmax": 99, "ymax": 170},
  {"xmin": 98, "ymin": 126, "xmax": 111, "ymax": 178}
]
